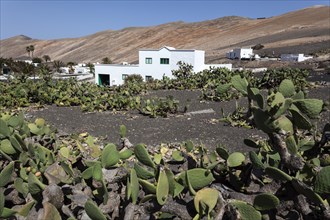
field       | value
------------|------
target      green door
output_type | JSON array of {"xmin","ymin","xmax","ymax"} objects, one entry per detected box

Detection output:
[{"xmin": 98, "ymin": 74, "xmax": 110, "ymax": 86}]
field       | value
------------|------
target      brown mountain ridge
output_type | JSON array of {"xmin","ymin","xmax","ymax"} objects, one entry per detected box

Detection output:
[{"xmin": 0, "ymin": 5, "xmax": 329, "ymax": 64}]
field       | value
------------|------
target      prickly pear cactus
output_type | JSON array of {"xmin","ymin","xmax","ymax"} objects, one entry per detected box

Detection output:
[
  {"xmin": 216, "ymin": 83, "xmax": 231, "ymax": 95},
  {"xmin": 230, "ymin": 200, "xmax": 262, "ymax": 220},
  {"xmin": 156, "ymin": 169, "xmax": 169, "ymax": 205},
  {"xmin": 253, "ymin": 193, "xmax": 280, "ymax": 211},
  {"xmin": 293, "ymin": 99, "xmax": 324, "ymax": 119},
  {"xmin": 177, "ymin": 168, "xmax": 215, "ymax": 190},
  {"xmin": 265, "ymin": 166, "xmax": 293, "ymax": 182},
  {"xmin": 101, "ymin": 143, "xmax": 120, "ymax": 168},
  {"xmin": 231, "ymin": 75, "xmax": 248, "ymax": 95},
  {"xmin": 249, "ymin": 151, "xmax": 265, "ymax": 169},
  {"xmin": 314, "ymin": 166, "xmax": 330, "ymax": 194},
  {"xmin": 194, "ymin": 188, "xmax": 219, "ymax": 217},
  {"xmin": 227, "ymin": 152, "xmax": 245, "ymax": 167},
  {"xmin": 278, "ymin": 79, "xmax": 295, "ymax": 98}
]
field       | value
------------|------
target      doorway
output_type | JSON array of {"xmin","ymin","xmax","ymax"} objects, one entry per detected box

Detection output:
[{"xmin": 98, "ymin": 74, "xmax": 110, "ymax": 86}]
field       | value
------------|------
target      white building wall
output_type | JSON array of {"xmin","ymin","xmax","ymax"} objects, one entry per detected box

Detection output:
[
  {"xmin": 227, "ymin": 48, "xmax": 253, "ymax": 59},
  {"xmin": 193, "ymin": 50, "xmax": 205, "ymax": 72},
  {"xmin": 170, "ymin": 50, "xmax": 195, "ymax": 71},
  {"xmin": 74, "ymin": 66, "xmax": 89, "ymax": 74},
  {"xmin": 139, "ymin": 48, "xmax": 205, "ymax": 79},
  {"xmin": 95, "ymin": 64, "xmax": 139, "ymax": 86},
  {"xmin": 297, "ymin": 54, "xmax": 313, "ymax": 62},
  {"xmin": 281, "ymin": 54, "xmax": 312, "ymax": 62},
  {"xmin": 139, "ymin": 48, "xmax": 173, "ymax": 79},
  {"xmin": 95, "ymin": 46, "xmax": 232, "ymax": 86},
  {"xmin": 240, "ymin": 48, "xmax": 254, "ymax": 59}
]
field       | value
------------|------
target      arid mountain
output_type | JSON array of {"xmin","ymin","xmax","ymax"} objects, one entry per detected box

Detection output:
[{"xmin": 1, "ymin": 5, "xmax": 329, "ymax": 64}]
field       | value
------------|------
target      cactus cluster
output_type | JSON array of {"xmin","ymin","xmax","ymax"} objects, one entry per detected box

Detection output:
[
  {"xmin": 0, "ymin": 107, "xmax": 329, "ymax": 219},
  {"xmin": 0, "ymin": 69, "xmax": 329, "ymax": 219}
]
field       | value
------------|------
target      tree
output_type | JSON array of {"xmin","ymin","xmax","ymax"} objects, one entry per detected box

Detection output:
[
  {"xmin": 86, "ymin": 63, "xmax": 95, "ymax": 75},
  {"xmin": 101, "ymin": 57, "xmax": 112, "ymax": 64},
  {"xmin": 53, "ymin": 60, "xmax": 64, "ymax": 73},
  {"xmin": 252, "ymin": 44, "xmax": 264, "ymax": 50},
  {"xmin": 32, "ymin": 57, "xmax": 42, "ymax": 64},
  {"xmin": 29, "ymin": 45, "xmax": 35, "ymax": 58},
  {"xmin": 0, "ymin": 57, "xmax": 5, "ymax": 75},
  {"xmin": 10, "ymin": 61, "xmax": 35, "ymax": 82},
  {"xmin": 67, "ymin": 61, "xmax": 75, "ymax": 66},
  {"xmin": 26, "ymin": 45, "xmax": 35, "ymax": 58},
  {"xmin": 26, "ymin": 46, "xmax": 31, "ymax": 57},
  {"xmin": 38, "ymin": 64, "xmax": 52, "ymax": 82},
  {"xmin": 43, "ymin": 55, "xmax": 51, "ymax": 62},
  {"xmin": 67, "ymin": 62, "xmax": 75, "ymax": 74}
]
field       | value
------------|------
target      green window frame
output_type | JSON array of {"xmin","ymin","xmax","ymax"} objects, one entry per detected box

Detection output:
[
  {"xmin": 160, "ymin": 58, "xmax": 169, "ymax": 64},
  {"xmin": 145, "ymin": 57, "xmax": 152, "ymax": 64},
  {"xmin": 122, "ymin": 74, "xmax": 128, "ymax": 80}
]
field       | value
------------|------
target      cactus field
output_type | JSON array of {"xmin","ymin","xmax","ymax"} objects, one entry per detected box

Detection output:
[{"xmin": 0, "ymin": 66, "xmax": 330, "ymax": 219}]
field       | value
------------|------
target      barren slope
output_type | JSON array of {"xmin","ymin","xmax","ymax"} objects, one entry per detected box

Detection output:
[{"xmin": 0, "ymin": 5, "xmax": 329, "ymax": 63}]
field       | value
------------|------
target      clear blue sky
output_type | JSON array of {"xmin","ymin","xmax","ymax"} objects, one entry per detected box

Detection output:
[{"xmin": 1, "ymin": 0, "xmax": 329, "ymax": 40}]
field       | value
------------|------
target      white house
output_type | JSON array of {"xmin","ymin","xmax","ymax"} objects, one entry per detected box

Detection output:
[
  {"xmin": 95, "ymin": 46, "xmax": 232, "ymax": 86},
  {"xmin": 280, "ymin": 54, "xmax": 313, "ymax": 62},
  {"xmin": 226, "ymin": 48, "xmax": 254, "ymax": 60},
  {"xmin": 59, "ymin": 64, "xmax": 90, "ymax": 75}
]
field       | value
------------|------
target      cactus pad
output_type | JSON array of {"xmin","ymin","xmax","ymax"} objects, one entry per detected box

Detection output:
[
  {"xmin": 247, "ymin": 87, "xmax": 264, "ymax": 109},
  {"xmin": 285, "ymin": 135, "xmax": 298, "ymax": 155},
  {"xmin": 177, "ymin": 168, "xmax": 215, "ymax": 190},
  {"xmin": 216, "ymin": 83, "xmax": 231, "ymax": 95},
  {"xmin": 293, "ymin": 99, "xmax": 323, "ymax": 119},
  {"xmin": 249, "ymin": 151, "xmax": 265, "ymax": 169},
  {"xmin": 292, "ymin": 178, "xmax": 324, "ymax": 205},
  {"xmin": 244, "ymin": 139, "xmax": 259, "ymax": 148},
  {"xmin": 156, "ymin": 170, "xmax": 169, "ymax": 205},
  {"xmin": 0, "ymin": 119, "xmax": 11, "ymax": 137},
  {"xmin": 231, "ymin": 75, "xmax": 248, "ymax": 95},
  {"xmin": 314, "ymin": 166, "xmax": 330, "ymax": 194},
  {"xmin": 101, "ymin": 143, "xmax": 120, "ymax": 169},
  {"xmin": 227, "ymin": 152, "xmax": 245, "ymax": 167},
  {"xmin": 119, "ymin": 125, "xmax": 127, "ymax": 138},
  {"xmin": 273, "ymin": 115, "xmax": 293, "ymax": 134},
  {"xmin": 194, "ymin": 188, "xmax": 219, "ymax": 215},
  {"xmin": 130, "ymin": 169, "xmax": 139, "ymax": 204},
  {"xmin": 289, "ymin": 108, "xmax": 312, "ymax": 130},
  {"xmin": 0, "ymin": 139, "xmax": 16, "ymax": 155},
  {"xmin": 279, "ymin": 79, "xmax": 295, "ymax": 98},
  {"xmin": 134, "ymin": 144, "xmax": 156, "ymax": 169},
  {"xmin": 253, "ymin": 193, "xmax": 280, "ymax": 211},
  {"xmin": 230, "ymin": 200, "xmax": 261, "ymax": 220},
  {"xmin": 216, "ymin": 145, "xmax": 229, "ymax": 160},
  {"xmin": 139, "ymin": 179, "xmax": 156, "ymax": 194},
  {"xmin": 84, "ymin": 199, "xmax": 107, "ymax": 220},
  {"xmin": 265, "ymin": 166, "xmax": 293, "ymax": 182},
  {"xmin": 0, "ymin": 161, "xmax": 15, "ymax": 187},
  {"xmin": 134, "ymin": 163, "xmax": 155, "ymax": 180}
]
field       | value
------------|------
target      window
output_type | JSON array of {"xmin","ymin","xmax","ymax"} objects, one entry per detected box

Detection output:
[
  {"xmin": 160, "ymin": 58, "xmax": 169, "ymax": 64},
  {"xmin": 145, "ymin": 58, "xmax": 152, "ymax": 64},
  {"xmin": 122, "ymin": 74, "xmax": 128, "ymax": 80},
  {"xmin": 145, "ymin": 75, "xmax": 153, "ymax": 82}
]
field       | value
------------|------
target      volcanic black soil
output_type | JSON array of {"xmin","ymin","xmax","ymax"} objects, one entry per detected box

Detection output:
[{"xmin": 27, "ymin": 74, "xmax": 330, "ymax": 153}]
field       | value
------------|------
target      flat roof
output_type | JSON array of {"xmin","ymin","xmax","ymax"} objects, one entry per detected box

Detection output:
[
  {"xmin": 95, "ymin": 64, "xmax": 139, "ymax": 67},
  {"xmin": 139, "ymin": 45, "xmax": 203, "ymax": 52}
]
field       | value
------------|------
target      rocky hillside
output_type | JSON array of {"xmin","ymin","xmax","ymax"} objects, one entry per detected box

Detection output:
[{"xmin": 0, "ymin": 5, "xmax": 329, "ymax": 64}]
